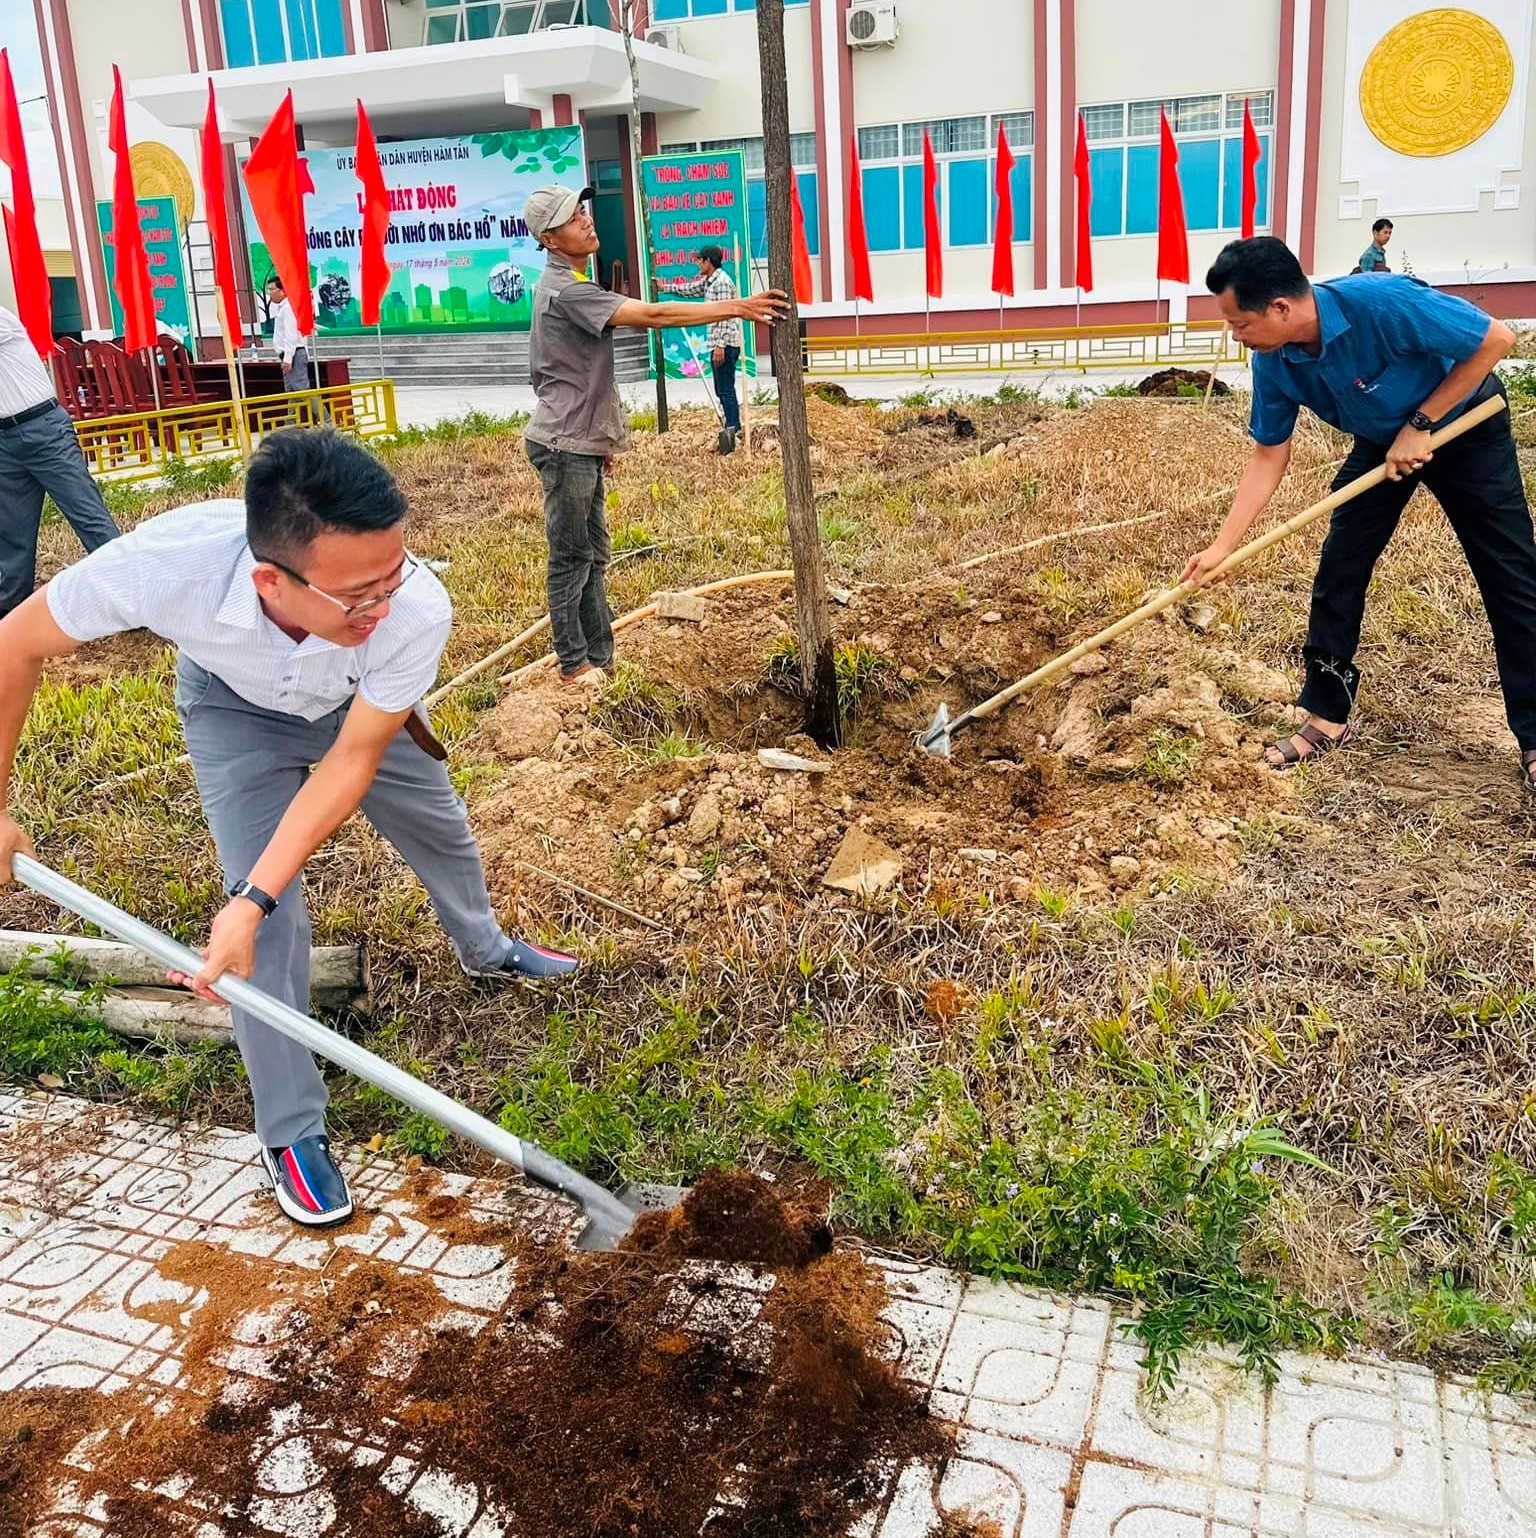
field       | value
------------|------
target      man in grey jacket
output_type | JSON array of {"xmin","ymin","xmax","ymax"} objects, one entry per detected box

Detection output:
[{"xmin": 521, "ymin": 185, "xmax": 787, "ymax": 683}]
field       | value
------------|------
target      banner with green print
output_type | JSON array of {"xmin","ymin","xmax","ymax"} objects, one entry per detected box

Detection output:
[{"xmin": 240, "ymin": 127, "xmax": 588, "ymax": 335}]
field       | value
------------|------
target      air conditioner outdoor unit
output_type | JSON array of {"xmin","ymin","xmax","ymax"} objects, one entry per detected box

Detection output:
[
  {"xmin": 648, "ymin": 25, "xmax": 685, "ymax": 52},
  {"xmin": 847, "ymin": 1, "xmax": 898, "ymax": 48}
]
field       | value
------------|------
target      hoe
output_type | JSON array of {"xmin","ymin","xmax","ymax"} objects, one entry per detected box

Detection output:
[{"xmin": 918, "ymin": 394, "xmax": 1506, "ymax": 758}]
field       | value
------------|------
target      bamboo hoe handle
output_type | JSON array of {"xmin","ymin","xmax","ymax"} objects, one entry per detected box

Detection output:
[{"xmin": 963, "ymin": 393, "xmax": 1507, "ymax": 728}]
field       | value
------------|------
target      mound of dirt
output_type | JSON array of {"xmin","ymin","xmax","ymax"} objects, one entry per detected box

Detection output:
[
  {"xmin": 473, "ymin": 562, "xmax": 1304, "ymax": 921},
  {"xmin": 1137, "ymin": 367, "xmax": 1231, "ymax": 397},
  {"xmin": 10, "ymin": 1170, "xmax": 949, "ymax": 1538}
]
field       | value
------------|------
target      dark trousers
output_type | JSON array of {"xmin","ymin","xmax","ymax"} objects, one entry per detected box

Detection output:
[
  {"xmin": 713, "ymin": 345, "xmax": 741, "ymax": 432},
  {"xmin": 0, "ymin": 402, "xmax": 120, "ymax": 617},
  {"xmin": 526, "ymin": 439, "xmax": 614, "ymax": 674},
  {"xmin": 1300, "ymin": 379, "xmax": 1536, "ymax": 750}
]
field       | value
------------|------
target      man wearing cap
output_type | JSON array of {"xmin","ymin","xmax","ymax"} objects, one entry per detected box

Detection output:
[
  {"xmin": 665, "ymin": 245, "xmax": 743, "ymax": 455},
  {"xmin": 521, "ymin": 185, "xmax": 787, "ymax": 684}
]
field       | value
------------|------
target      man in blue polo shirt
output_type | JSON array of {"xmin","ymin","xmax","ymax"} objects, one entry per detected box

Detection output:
[{"xmin": 1183, "ymin": 236, "xmax": 1536, "ymax": 793}]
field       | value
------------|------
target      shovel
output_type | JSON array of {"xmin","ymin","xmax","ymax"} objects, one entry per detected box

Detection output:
[
  {"xmin": 10, "ymin": 855, "xmax": 682, "ymax": 1250},
  {"xmin": 918, "ymin": 393, "xmax": 1508, "ymax": 757}
]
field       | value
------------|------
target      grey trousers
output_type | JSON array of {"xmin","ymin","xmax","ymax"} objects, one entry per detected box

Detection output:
[
  {"xmin": 282, "ymin": 346, "xmax": 311, "ymax": 395},
  {"xmin": 0, "ymin": 402, "xmax": 120, "ymax": 617},
  {"xmin": 525, "ymin": 440, "xmax": 614, "ymax": 674},
  {"xmin": 175, "ymin": 659, "xmax": 511, "ymax": 1149}
]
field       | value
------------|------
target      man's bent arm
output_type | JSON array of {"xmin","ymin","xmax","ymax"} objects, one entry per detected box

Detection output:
[
  {"xmin": 1180, "ymin": 440, "xmax": 1293, "ymax": 584},
  {"xmin": 0, "ymin": 594, "xmax": 87, "ymax": 880},
  {"xmin": 185, "ymin": 696, "xmax": 413, "ymax": 997},
  {"xmin": 244, "ymin": 699, "xmax": 410, "ymax": 901},
  {"xmin": 1419, "ymin": 319, "xmax": 1513, "ymax": 424}
]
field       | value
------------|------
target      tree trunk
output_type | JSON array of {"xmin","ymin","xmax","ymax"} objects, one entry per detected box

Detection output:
[
  {"xmin": 620, "ymin": 6, "xmax": 669, "ymax": 433},
  {"xmin": 756, "ymin": 0, "xmax": 839, "ymax": 747}
]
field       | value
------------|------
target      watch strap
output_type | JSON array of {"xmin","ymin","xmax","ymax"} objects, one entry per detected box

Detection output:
[
  {"xmin": 1409, "ymin": 410, "xmax": 1434, "ymax": 431},
  {"xmin": 229, "ymin": 880, "xmax": 279, "ymax": 918}
]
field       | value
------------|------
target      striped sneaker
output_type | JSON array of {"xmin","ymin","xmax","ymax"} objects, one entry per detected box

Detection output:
[
  {"xmin": 260, "ymin": 1135, "xmax": 354, "ymax": 1228},
  {"xmin": 461, "ymin": 937, "xmax": 580, "ymax": 982}
]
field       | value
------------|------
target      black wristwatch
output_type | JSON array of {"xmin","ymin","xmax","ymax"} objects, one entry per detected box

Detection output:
[
  {"xmin": 1409, "ymin": 410, "xmax": 1434, "ymax": 432},
  {"xmin": 228, "ymin": 880, "xmax": 279, "ymax": 919}
]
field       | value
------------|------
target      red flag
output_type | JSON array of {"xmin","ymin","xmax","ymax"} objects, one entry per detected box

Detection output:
[
  {"xmin": 108, "ymin": 64, "xmax": 157, "ymax": 353},
  {"xmin": 922, "ymin": 129, "xmax": 943, "ymax": 299},
  {"xmin": 788, "ymin": 171, "xmax": 814, "ymax": 304},
  {"xmin": 991, "ymin": 122, "xmax": 1015, "ymax": 299},
  {"xmin": 0, "ymin": 50, "xmax": 52, "ymax": 356},
  {"xmin": 1155, "ymin": 107, "xmax": 1189, "ymax": 285},
  {"xmin": 355, "ymin": 101, "xmax": 392, "ymax": 327},
  {"xmin": 846, "ymin": 134, "xmax": 873, "ymax": 304},
  {"xmin": 200, "ymin": 80, "xmax": 243, "ymax": 352},
  {"xmin": 1241, "ymin": 101, "xmax": 1263, "ymax": 240},
  {"xmin": 1074, "ymin": 112, "xmax": 1094, "ymax": 294},
  {"xmin": 242, "ymin": 90, "xmax": 314, "ymax": 335}
]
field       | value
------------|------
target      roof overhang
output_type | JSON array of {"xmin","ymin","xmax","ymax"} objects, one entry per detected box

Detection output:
[{"xmin": 130, "ymin": 28, "xmax": 717, "ymax": 146}]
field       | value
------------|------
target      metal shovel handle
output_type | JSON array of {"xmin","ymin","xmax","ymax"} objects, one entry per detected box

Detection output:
[{"xmin": 10, "ymin": 855, "xmax": 634, "ymax": 1236}]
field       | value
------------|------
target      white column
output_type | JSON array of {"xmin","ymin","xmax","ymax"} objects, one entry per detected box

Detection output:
[
  {"xmin": 819, "ymin": 0, "xmax": 847, "ymax": 303},
  {"xmin": 1284, "ymin": 0, "xmax": 1311, "ymax": 250},
  {"xmin": 1043, "ymin": 0, "xmax": 1062, "ymax": 292},
  {"xmin": 187, "ymin": 0, "xmax": 209, "ymax": 69},
  {"xmin": 36, "ymin": 1, "xmax": 104, "ymax": 333},
  {"xmin": 348, "ymin": 0, "xmax": 368, "ymax": 51}
]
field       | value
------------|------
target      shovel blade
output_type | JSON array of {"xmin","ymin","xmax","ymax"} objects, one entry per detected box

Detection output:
[
  {"xmin": 574, "ymin": 1181, "xmax": 688, "ymax": 1252},
  {"xmin": 916, "ymin": 702, "xmax": 954, "ymax": 758}
]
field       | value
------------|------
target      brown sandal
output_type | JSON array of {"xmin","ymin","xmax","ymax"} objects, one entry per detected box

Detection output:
[
  {"xmin": 1264, "ymin": 722, "xmax": 1354, "ymax": 771},
  {"xmin": 1521, "ymin": 751, "xmax": 1536, "ymax": 797}
]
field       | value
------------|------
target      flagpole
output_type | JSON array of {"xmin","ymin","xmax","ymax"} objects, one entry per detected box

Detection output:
[
  {"xmin": 734, "ymin": 234, "xmax": 750, "ymax": 456},
  {"xmin": 216, "ymin": 293, "xmax": 250, "ymax": 457},
  {"xmin": 925, "ymin": 291, "xmax": 932, "ymax": 377}
]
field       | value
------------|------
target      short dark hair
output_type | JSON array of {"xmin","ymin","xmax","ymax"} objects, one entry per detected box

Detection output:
[
  {"xmin": 1372, "ymin": 218, "xmax": 1394, "ymax": 233},
  {"xmin": 266, "ymin": 276, "xmax": 285, "ymax": 292},
  {"xmin": 697, "ymin": 245, "xmax": 725, "ymax": 268},
  {"xmin": 246, "ymin": 428, "xmax": 408, "ymax": 562},
  {"xmin": 1205, "ymin": 236, "xmax": 1311, "ymax": 312}
]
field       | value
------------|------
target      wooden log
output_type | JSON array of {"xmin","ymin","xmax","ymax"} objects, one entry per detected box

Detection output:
[
  {"xmin": 0, "ymin": 931, "xmax": 367, "ymax": 1009},
  {"xmin": 91, "ymin": 988, "xmax": 234, "ymax": 1045}
]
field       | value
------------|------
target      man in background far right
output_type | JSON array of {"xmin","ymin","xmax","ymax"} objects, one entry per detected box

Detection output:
[
  {"xmin": 1357, "ymin": 218, "xmax": 1393, "ymax": 274},
  {"xmin": 665, "ymin": 245, "xmax": 743, "ymax": 455}
]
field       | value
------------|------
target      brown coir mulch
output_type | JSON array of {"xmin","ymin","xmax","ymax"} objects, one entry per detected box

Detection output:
[{"xmin": 0, "ymin": 1170, "xmax": 951, "ymax": 1537}]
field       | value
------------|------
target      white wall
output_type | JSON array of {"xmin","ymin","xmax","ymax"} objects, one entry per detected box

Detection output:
[
  {"xmin": 853, "ymin": 0, "xmax": 1031, "ymax": 125},
  {"xmin": 652, "ymin": 9, "xmax": 817, "ymax": 144},
  {"xmin": 1311, "ymin": 0, "xmax": 1536, "ymax": 282},
  {"xmin": 1076, "ymin": 0, "xmax": 1280, "ymax": 106}
]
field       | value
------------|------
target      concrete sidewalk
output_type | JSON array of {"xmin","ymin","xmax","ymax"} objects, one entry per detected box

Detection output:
[
  {"xmin": 0, "ymin": 1090, "xmax": 1528, "ymax": 1536},
  {"xmin": 391, "ymin": 365, "xmax": 1255, "ymax": 430}
]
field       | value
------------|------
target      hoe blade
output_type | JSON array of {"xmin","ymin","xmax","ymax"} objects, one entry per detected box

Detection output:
[
  {"xmin": 916, "ymin": 702, "xmax": 954, "ymax": 758},
  {"xmin": 574, "ymin": 1181, "xmax": 688, "ymax": 1252}
]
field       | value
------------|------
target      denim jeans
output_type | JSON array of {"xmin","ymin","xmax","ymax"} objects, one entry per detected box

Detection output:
[
  {"xmin": 0, "ymin": 402, "xmax": 120, "ymax": 616},
  {"xmin": 713, "ymin": 344, "xmax": 741, "ymax": 431},
  {"xmin": 526, "ymin": 439, "xmax": 614, "ymax": 674}
]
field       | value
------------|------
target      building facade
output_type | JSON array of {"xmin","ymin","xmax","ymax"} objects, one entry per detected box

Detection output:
[{"xmin": 9, "ymin": 1, "xmax": 1536, "ymax": 344}]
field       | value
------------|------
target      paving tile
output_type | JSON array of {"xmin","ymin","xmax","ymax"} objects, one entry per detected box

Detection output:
[{"xmin": 2, "ymin": 1093, "xmax": 1535, "ymax": 1537}]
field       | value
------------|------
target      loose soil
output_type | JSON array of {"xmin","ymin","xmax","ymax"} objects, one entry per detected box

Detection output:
[{"xmin": 3, "ymin": 1170, "xmax": 951, "ymax": 1537}]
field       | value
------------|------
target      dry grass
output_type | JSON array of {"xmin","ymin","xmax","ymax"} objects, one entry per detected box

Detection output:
[{"xmin": 11, "ymin": 384, "xmax": 1536, "ymax": 1386}]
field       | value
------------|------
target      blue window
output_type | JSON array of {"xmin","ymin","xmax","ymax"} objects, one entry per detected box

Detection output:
[
  {"xmin": 1125, "ymin": 144, "xmax": 1159, "ymax": 235},
  {"xmin": 1088, "ymin": 146, "xmax": 1124, "ymax": 239},
  {"xmin": 901, "ymin": 163, "xmax": 935, "ymax": 250},
  {"xmin": 744, "ymin": 173, "xmax": 819, "ymax": 261},
  {"xmin": 948, "ymin": 158, "xmax": 988, "ymax": 247},
  {"xmin": 862, "ymin": 166, "xmax": 902, "ymax": 253},
  {"xmin": 221, "ymin": 0, "xmax": 346, "ymax": 66},
  {"xmin": 1220, "ymin": 132, "xmax": 1271, "ymax": 229},
  {"xmin": 654, "ymin": 0, "xmax": 805, "ymax": 14},
  {"xmin": 798, "ymin": 171, "xmax": 820, "ymax": 257},
  {"xmin": 1007, "ymin": 156, "xmax": 1032, "ymax": 243},
  {"xmin": 1179, "ymin": 137, "xmax": 1221, "ymax": 231},
  {"xmin": 1078, "ymin": 92, "xmax": 1273, "ymax": 238}
]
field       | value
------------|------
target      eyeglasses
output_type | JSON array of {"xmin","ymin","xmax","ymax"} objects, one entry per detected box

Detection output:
[{"xmin": 253, "ymin": 550, "xmax": 420, "ymax": 619}]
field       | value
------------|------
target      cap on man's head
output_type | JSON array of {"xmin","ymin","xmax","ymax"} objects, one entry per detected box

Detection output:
[{"xmin": 524, "ymin": 184, "xmax": 596, "ymax": 242}]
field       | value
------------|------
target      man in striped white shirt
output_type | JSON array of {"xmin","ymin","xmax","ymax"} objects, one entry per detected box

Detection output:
[
  {"xmin": 0, "ymin": 429, "xmax": 577, "ymax": 1229},
  {"xmin": 666, "ymin": 246, "xmax": 743, "ymax": 453},
  {"xmin": 0, "ymin": 302, "xmax": 119, "ymax": 618}
]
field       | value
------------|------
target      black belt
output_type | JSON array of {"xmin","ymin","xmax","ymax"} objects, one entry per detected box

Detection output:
[{"xmin": 0, "ymin": 400, "xmax": 57, "ymax": 431}]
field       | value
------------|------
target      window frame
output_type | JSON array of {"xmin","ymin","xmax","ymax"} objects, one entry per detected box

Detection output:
[
  {"xmin": 857, "ymin": 110, "xmax": 1034, "ymax": 252},
  {"xmin": 221, "ymin": 0, "xmax": 351, "ymax": 64},
  {"xmin": 650, "ymin": 0, "xmax": 808, "ymax": 18},
  {"xmin": 1079, "ymin": 89, "xmax": 1274, "ymax": 240}
]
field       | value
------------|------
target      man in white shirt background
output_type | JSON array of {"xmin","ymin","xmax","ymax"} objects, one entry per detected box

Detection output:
[
  {"xmin": 267, "ymin": 276, "xmax": 312, "ymax": 393},
  {"xmin": 0, "ymin": 303, "xmax": 119, "ymax": 618},
  {"xmin": 0, "ymin": 428, "xmax": 579, "ymax": 1229}
]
